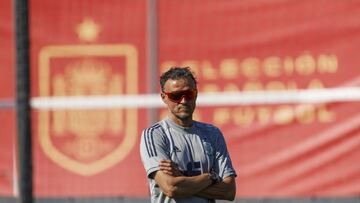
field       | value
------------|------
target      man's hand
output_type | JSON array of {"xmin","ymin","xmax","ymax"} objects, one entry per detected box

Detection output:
[
  {"xmin": 197, "ymin": 176, "xmax": 236, "ymax": 201},
  {"xmin": 159, "ymin": 159, "xmax": 183, "ymax": 177}
]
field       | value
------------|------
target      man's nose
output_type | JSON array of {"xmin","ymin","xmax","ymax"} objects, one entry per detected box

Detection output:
[{"xmin": 179, "ymin": 96, "xmax": 188, "ymax": 104}]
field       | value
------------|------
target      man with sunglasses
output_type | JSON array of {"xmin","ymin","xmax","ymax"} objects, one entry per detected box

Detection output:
[{"xmin": 140, "ymin": 67, "xmax": 237, "ymax": 202}]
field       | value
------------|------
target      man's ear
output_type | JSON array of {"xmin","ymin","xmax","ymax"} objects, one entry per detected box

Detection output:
[{"xmin": 160, "ymin": 93, "xmax": 166, "ymax": 102}]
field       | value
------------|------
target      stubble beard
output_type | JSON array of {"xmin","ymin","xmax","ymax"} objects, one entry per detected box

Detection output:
[{"xmin": 172, "ymin": 107, "xmax": 194, "ymax": 121}]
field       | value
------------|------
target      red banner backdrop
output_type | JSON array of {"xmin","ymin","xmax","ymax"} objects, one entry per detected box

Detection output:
[
  {"xmin": 29, "ymin": 0, "xmax": 148, "ymax": 197},
  {"xmin": 1, "ymin": 0, "xmax": 360, "ymax": 199},
  {"xmin": 157, "ymin": 0, "xmax": 360, "ymax": 197},
  {"xmin": 0, "ymin": 0, "xmax": 16, "ymax": 197}
]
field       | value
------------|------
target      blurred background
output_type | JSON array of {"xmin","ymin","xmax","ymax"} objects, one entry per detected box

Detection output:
[{"xmin": 1, "ymin": 0, "xmax": 360, "ymax": 202}]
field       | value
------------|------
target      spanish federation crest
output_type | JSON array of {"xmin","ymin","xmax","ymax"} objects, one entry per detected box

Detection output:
[{"xmin": 38, "ymin": 18, "xmax": 138, "ymax": 176}]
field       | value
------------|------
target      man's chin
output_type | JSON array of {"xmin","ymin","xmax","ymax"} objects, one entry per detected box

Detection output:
[{"xmin": 176, "ymin": 113, "xmax": 192, "ymax": 120}]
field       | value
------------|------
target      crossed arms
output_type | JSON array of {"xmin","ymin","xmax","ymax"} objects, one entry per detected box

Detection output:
[{"xmin": 152, "ymin": 159, "xmax": 236, "ymax": 201}]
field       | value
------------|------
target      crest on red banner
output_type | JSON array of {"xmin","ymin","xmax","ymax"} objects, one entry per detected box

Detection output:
[{"xmin": 38, "ymin": 18, "xmax": 138, "ymax": 176}]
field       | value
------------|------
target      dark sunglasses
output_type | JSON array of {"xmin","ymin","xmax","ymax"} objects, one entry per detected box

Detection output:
[{"xmin": 162, "ymin": 89, "xmax": 198, "ymax": 103}]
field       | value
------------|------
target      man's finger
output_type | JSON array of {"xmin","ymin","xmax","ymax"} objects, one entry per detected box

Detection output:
[
  {"xmin": 159, "ymin": 166, "xmax": 172, "ymax": 171},
  {"xmin": 160, "ymin": 159, "xmax": 172, "ymax": 163},
  {"xmin": 161, "ymin": 170, "xmax": 171, "ymax": 175},
  {"xmin": 159, "ymin": 163, "xmax": 172, "ymax": 168}
]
